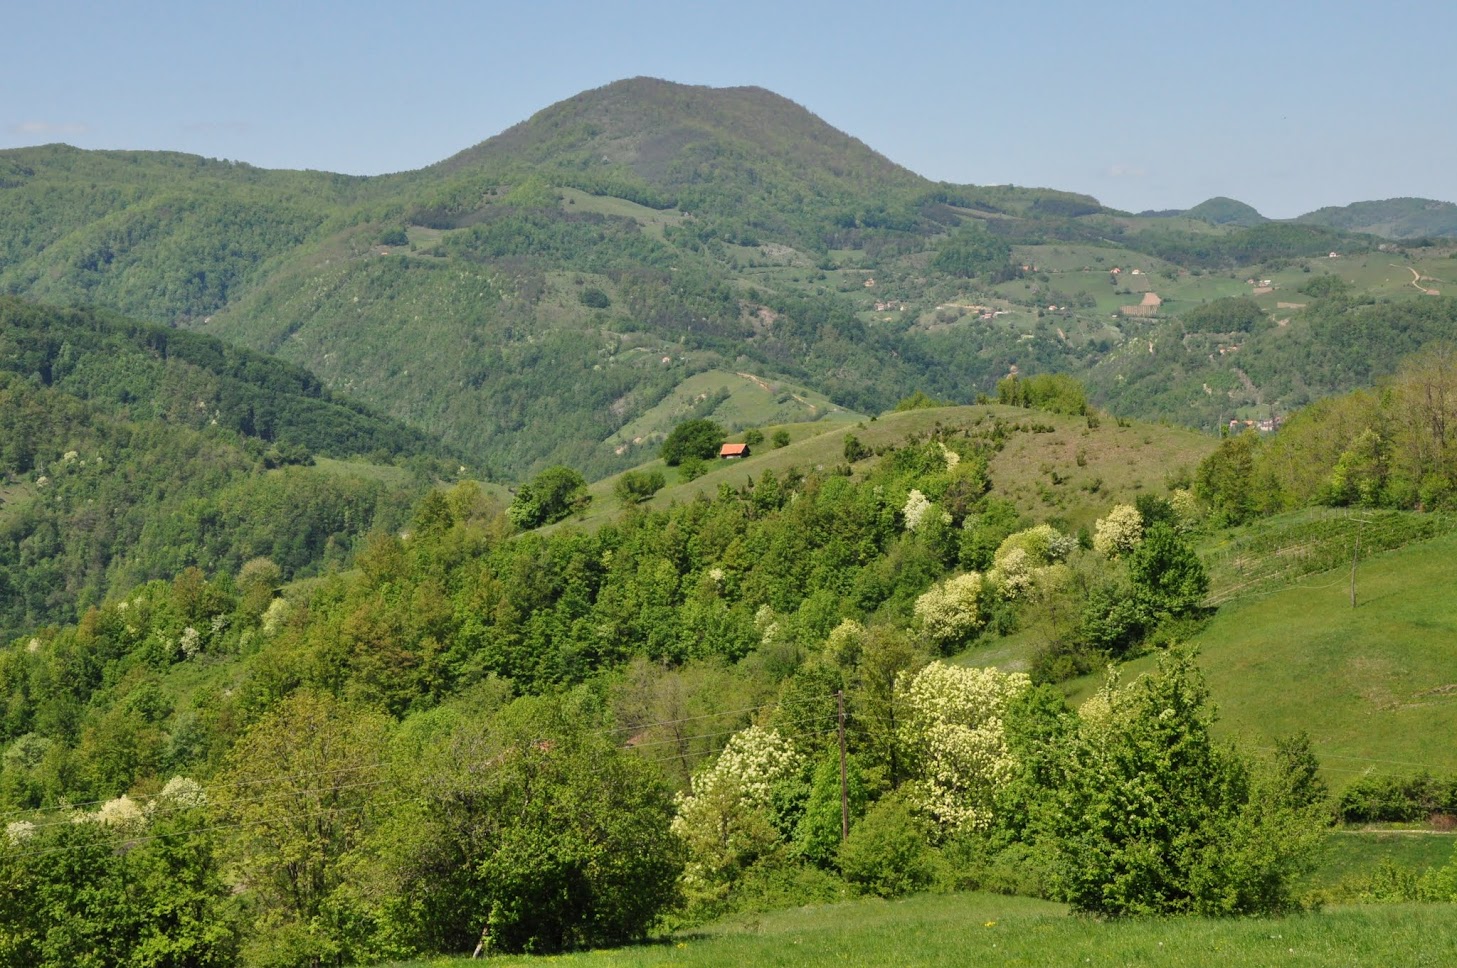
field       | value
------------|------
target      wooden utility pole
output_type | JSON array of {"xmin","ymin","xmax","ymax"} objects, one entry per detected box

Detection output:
[
  {"xmin": 1350, "ymin": 517, "xmax": 1363, "ymax": 608},
  {"xmin": 837, "ymin": 690, "xmax": 849, "ymax": 843}
]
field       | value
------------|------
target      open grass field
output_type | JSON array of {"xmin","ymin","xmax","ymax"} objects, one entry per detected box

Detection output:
[
  {"xmin": 556, "ymin": 188, "xmax": 689, "ymax": 239},
  {"xmin": 1307, "ymin": 830, "xmax": 1456, "ymax": 892},
  {"xmin": 386, "ymin": 892, "xmax": 1457, "ymax": 967},
  {"xmin": 602, "ymin": 369, "xmax": 861, "ymax": 453},
  {"xmin": 1066, "ymin": 528, "xmax": 1457, "ymax": 786}
]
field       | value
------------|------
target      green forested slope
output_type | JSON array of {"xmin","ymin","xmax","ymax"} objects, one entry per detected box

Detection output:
[
  {"xmin": 0, "ymin": 79, "xmax": 1450, "ymax": 479},
  {"xmin": 0, "ymin": 300, "xmax": 454, "ymax": 639}
]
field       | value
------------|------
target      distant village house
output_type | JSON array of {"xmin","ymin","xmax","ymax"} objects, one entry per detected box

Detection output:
[{"xmin": 720, "ymin": 443, "xmax": 750, "ymax": 459}]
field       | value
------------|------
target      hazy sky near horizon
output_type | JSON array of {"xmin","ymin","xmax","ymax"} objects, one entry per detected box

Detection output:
[{"xmin": 7, "ymin": 0, "xmax": 1452, "ymax": 218}]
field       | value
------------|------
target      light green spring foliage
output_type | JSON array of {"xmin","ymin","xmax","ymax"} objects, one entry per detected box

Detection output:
[
  {"xmin": 672, "ymin": 726, "xmax": 803, "ymax": 907},
  {"xmin": 1168, "ymin": 487, "xmax": 1203, "ymax": 530},
  {"xmin": 897, "ymin": 662, "xmax": 1030, "ymax": 831},
  {"xmin": 1052, "ymin": 649, "xmax": 1323, "ymax": 916},
  {"xmin": 1093, "ymin": 503, "xmax": 1144, "ymax": 558},
  {"xmin": 913, "ymin": 572, "xmax": 986, "ymax": 647}
]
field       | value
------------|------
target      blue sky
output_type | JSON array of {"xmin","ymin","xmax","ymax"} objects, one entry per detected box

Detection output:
[{"xmin": 6, "ymin": 0, "xmax": 1453, "ymax": 217}]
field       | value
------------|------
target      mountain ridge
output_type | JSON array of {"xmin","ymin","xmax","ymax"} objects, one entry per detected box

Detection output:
[{"xmin": 2, "ymin": 77, "xmax": 1454, "ymax": 479}]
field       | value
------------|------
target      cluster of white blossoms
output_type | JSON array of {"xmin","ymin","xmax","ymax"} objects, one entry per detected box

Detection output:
[
  {"xmin": 825, "ymin": 618, "xmax": 866, "ymax": 667},
  {"xmin": 261, "ymin": 597, "xmax": 292, "ymax": 636},
  {"xmin": 179, "ymin": 626, "xmax": 202, "ymax": 659},
  {"xmin": 7, "ymin": 778, "xmax": 210, "ymax": 844},
  {"xmin": 671, "ymin": 726, "xmax": 803, "ymax": 899},
  {"xmin": 914, "ymin": 572, "xmax": 986, "ymax": 645},
  {"xmin": 754, "ymin": 604, "xmax": 781, "ymax": 646},
  {"xmin": 1168, "ymin": 488, "xmax": 1202, "ymax": 530},
  {"xmin": 989, "ymin": 525, "xmax": 1077, "ymax": 601},
  {"xmin": 93, "ymin": 795, "xmax": 147, "ymax": 831},
  {"xmin": 902, "ymin": 489, "xmax": 935, "ymax": 531},
  {"xmin": 677, "ymin": 725, "xmax": 802, "ymax": 812},
  {"xmin": 1093, "ymin": 504, "xmax": 1144, "ymax": 558},
  {"xmin": 898, "ymin": 662, "xmax": 1030, "ymax": 830},
  {"xmin": 153, "ymin": 775, "xmax": 208, "ymax": 811}
]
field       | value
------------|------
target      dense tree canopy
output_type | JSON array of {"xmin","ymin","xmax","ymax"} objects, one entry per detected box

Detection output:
[{"xmin": 659, "ymin": 419, "xmax": 727, "ymax": 466}]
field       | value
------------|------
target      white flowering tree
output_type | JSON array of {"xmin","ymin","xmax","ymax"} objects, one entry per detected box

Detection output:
[
  {"xmin": 913, "ymin": 572, "xmax": 986, "ymax": 648},
  {"xmin": 993, "ymin": 524, "xmax": 1074, "ymax": 568},
  {"xmin": 897, "ymin": 662, "xmax": 1030, "ymax": 831},
  {"xmin": 1093, "ymin": 504, "xmax": 1144, "ymax": 558},
  {"xmin": 988, "ymin": 525, "xmax": 1076, "ymax": 601},
  {"xmin": 1168, "ymin": 488, "xmax": 1203, "ymax": 532},
  {"xmin": 902, "ymin": 489, "xmax": 936, "ymax": 531},
  {"xmin": 671, "ymin": 726, "xmax": 803, "ymax": 908}
]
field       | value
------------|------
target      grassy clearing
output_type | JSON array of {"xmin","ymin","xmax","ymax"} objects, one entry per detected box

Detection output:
[
  {"xmin": 567, "ymin": 405, "xmax": 1214, "ymax": 531},
  {"xmin": 604, "ymin": 369, "xmax": 861, "ymax": 451},
  {"xmin": 1066, "ymin": 529, "xmax": 1457, "ymax": 784},
  {"xmin": 556, "ymin": 188, "xmax": 687, "ymax": 238},
  {"xmin": 309, "ymin": 456, "xmax": 417, "ymax": 487},
  {"xmin": 387, "ymin": 893, "xmax": 1457, "ymax": 967},
  {"xmin": 1306, "ymin": 830, "xmax": 1456, "ymax": 891}
]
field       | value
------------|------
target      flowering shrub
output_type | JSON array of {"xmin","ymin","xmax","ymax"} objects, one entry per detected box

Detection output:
[
  {"xmin": 261, "ymin": 597, "xmax": 292, "ymax": 636},
  {"xmin": 92, "ymin": 795, "xmax": 146, "ymax": 830},
  {"xmin": 990, "ymin": 547, "xmax": 1034, "ymax": 600},
  {"xmin": 826, "ymin": 618, "xmax": 866, "ymax": 666},
  {"xmin": 913, "ymin": 572, "xmax": 985, "ymax": 646},
  {"xmin": 672, "ymin": 726, "xmax": 803, "ymax": 906},
  {"xmin": 993, "ymin": 524, "xmax": 1073, "ymax": 568},
  {"xmin": 1093, "ymin": 504, "xmax": 1144, "ymax": 558},
  {"xmin": 903, "ymin": 489, "xmax": 934, "ymax": 531},
  {"xmin": 988, "ymin": 525, "xmax": 1076, "ymax": 601},
  {"xmin": 1169, "ymin": 488, "xmax": 1202, "ymax": 531},
  {"xmin": 155, "ymin": 775, "xmax": 208, "ymax": 811},
  {"xmin": 179, "ymin": 625, "xmax": 202, "ymax": 659},
  {"xmin": 898, "ymin": 662, "xmax": 1030, "ymax": 830}
]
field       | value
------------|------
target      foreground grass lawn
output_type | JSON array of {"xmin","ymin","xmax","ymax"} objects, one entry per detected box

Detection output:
[{"xmin": 390, "ymin": 892, "xmax": 1457, "ymax": 967}]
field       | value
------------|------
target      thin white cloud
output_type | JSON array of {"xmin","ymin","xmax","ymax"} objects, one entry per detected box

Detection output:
[
  {"xmin": 1106, "ymin": 164, "xmax": 1148, "ymax": 178},
  {"xmin": 10, "ymin": 120, "xmax": 89, "ymax": 137}
]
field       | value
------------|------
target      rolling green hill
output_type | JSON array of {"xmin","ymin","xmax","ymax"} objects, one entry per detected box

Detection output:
[
  {"xmin": 1185, "ymin": 196, "xmax": 1269, "ymax": 227},
  {"xmin": 0, "ymin": 300, "xmax": 455, "ymax": 640},
  {"xmin": 1063, "ymin": 522, "xmax": 1457, "ymax": 786},
  {"xmin": 1, "ymin": 78, "xmax": 1452, "ymax": 482},
  {"xmin": 1296, "ymin": 197, "xmax": 1457, "ymax": 240}
]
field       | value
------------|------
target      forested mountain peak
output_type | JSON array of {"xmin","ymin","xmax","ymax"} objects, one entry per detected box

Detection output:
[
  {"xmin": 1184, "ymin": 196, "xmax": 1268, "ymax": 227},
  {"xmin": 434, "ymin": 76, "xmax": 924, "ymax": 191},
  {"xmin": 3, "ymin": 78, "xmax": 1456, "ymax": 482}
]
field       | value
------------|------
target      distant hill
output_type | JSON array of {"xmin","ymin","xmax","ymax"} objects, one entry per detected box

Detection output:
[
  {"xmin": 0, "ymin": 298, "xmax": 446, "ymax": 461},
  {"xmin": 0, "ymin": 299, "xmax": 452, "ymax": 639},
  {"xmin": 1185, "ymin": 196, "xmax": 1268, "ymax": 227},
  {"xmin": 1294, "ymin": 197, "xmax": 1457, "ymax": 239},
  {"xmin": 0, "ymin": 78, "xmax": 1449, "ymax": 479}
]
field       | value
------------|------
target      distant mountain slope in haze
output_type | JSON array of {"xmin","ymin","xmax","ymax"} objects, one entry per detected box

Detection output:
[
  {"xmin": 1294, "ymin": 197, "xmax": 1457, "ymax": 239},
  {"xmin": 1185, "ymin": 196, "xmax": 1268, "ymax": 227},
  {"xmin": 439, "ymin": 77, "xmax": 921, "ymax": 189}
]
